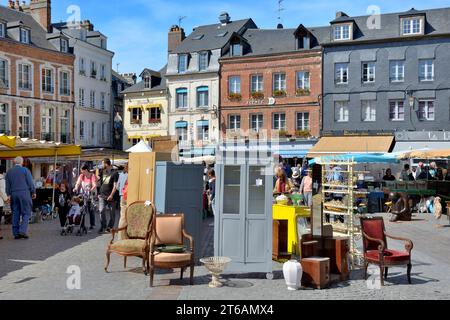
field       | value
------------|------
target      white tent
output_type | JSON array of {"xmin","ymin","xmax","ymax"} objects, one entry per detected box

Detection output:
[{"xmin": 126, "ymin": 140, "xmax": 153, "ymax": 153}]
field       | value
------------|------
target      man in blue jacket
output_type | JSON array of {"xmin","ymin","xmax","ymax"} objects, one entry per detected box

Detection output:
[{"xmin": 5, "ymin": 156, "xmax": 36, "ymax": 239}]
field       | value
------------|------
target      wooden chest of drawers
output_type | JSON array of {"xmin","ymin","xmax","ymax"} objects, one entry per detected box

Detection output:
[
  {"xmin": 301, "ymin": 257, "xmax": 330, "ymax": 289},
  {"xmin": 323, "ymin": 237, "xmax": 350, "ymax": 280}
]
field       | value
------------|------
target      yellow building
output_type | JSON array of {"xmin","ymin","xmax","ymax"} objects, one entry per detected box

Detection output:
[{"xmin": 122, "ymin": 68, "xmax": 169, "ymax": 150}]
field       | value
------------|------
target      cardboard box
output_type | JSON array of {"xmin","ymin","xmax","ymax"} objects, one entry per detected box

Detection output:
[{"xmin": 127, "ymin": 152, "xmax": 156, "ymax": 204}]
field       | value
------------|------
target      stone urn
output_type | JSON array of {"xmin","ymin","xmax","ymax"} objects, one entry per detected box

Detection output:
[{"xmin": 283, "ymin": 260, "xmax": 302, "ymax": 290}]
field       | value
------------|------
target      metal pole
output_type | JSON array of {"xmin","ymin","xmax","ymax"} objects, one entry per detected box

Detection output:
[
  {"xmin": 77, "ymin": 155, "xmax": 81, "ymax": 178},
  {"xmin": 51, "ymin": 151, "xmax": 58, "ymax": 213}
]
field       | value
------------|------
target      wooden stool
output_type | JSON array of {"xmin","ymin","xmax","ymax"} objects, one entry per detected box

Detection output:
[{"xmin": 301, "ymin": 257, "xmax": 330, "ymax": 289}]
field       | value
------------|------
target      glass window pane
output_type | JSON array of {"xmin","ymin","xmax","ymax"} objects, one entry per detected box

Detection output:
[{"xmin": 223, "ymin": 166, "xmax": 241, "ymax": 214}]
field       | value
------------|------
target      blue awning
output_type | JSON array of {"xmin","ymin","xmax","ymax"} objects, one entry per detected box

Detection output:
[
  {"xmin": 197, "ymin": 120, "xmax": 209, "ymax": 126},
  {"xmin": 309, "ymin": 153, "xmax": 399, "ymax": 165},
  {"xmin": 277, "ymin": 150, "xmax": 308, "ymax": 158},
  {"xmin": 176, "ymin": 88, "xmax": 187, "ymax": 94},
  {"xmin": 197, "ymin": 86, "xmax": 209, "ymax": 92},
  {"xmin": 175, "ymin": 121, "xmax": 188, "ymax": 128},
  {"xmin": 180, "ymin": 147, "xmax": 215, "ymax": 157}
]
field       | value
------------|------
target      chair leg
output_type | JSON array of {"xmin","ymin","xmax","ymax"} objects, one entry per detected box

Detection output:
[
  {"xmin": 364, "ymin": 261, "xmax": 369, "ymax": 280},
  {"xmin": 379, "ymin": 266, "xmax": 385, "ymax": 286},
  {"xmin": 104, "ymin": 251, "xmax": 111, "ymax": 272},
  {"xmin": 150, "ymin": 266, "xmax": 154, "ymax": 287},
  {"xmin": 142, "ymin": 255, "xmax": 147, "ymax": 275},
  {"xmin": 190, "ymin": 264, "xmax": 194, "ymax": 285},
  {"xmin": 124, "ymin": 256, "xmax": 127, "ymax": 269},
  {"xmin": 180, "ymin": 267, "xmax": 185, "ymax": 280},
  {"xmin": 407, "ymin": 263, "xmax": 412, "ymax": 284},
  {"xmin": 384, "ymin": 267, "xmax": 388, "ymax": 280}
]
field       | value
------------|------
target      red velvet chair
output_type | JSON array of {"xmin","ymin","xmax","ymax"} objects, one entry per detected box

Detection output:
[{"xmin": 360, "ymin": 216, "xmax": 413, "ymax": 286}]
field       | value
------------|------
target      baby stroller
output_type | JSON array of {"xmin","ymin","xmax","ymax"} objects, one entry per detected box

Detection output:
[{"xmin": 61, "ymin": 195, "xmax": 88, "ymax": 236}]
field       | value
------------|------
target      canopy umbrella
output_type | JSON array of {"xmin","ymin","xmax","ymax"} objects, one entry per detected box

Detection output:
[
  {"xmin": 397, "ymin": 149, "xmax": 450, "ymax": 160},
  {"xmin": 126, "ymin": 140, "xmax": 153, "ymax": 153},
  {"xmin": 309, "ymin": 153, "xmax": 399, "ymax": 165}
]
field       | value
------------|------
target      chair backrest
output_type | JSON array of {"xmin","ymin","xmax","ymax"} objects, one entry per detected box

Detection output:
[
  {"xmin": 155, "ymin": 214, "xmax": 184, "ymax": 246},
  {"xmin": 360, "ymin": 217, "xmax": 387, "ymax": 252},
  {"xmin": 125, "ymin": 201, "xmax": 155, "ymax": 239}
]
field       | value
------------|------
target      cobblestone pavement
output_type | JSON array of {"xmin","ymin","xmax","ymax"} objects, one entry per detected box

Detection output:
[{"xmin": 0, "ymin": 213, "xmax": 449, "ymax": 300}]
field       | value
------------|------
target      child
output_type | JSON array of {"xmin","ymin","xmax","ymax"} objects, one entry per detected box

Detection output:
[
  {"xmin": 68, "ymin": 196, "xmax": 82, "ymax": 226},
  {"xmin": 54, "ymin": 183, "xmax": 71, "ymax": 229}
]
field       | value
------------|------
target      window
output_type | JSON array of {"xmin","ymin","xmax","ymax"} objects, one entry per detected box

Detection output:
[
  {"xmin": 79, "ymin": 88, "xmax": 85, "ymax": 107},
  {"xmin": 402, "ymin": 18, "xmax": 422, "ymax": 35},
  {"xmin": 390, "ymin": 60, "xmax": 405, "ymax": 82},
  {"xmin": 20, "ymin": 28, "xmax": 30, "ymax": 44},
  {"xmin": 79, "ymin": 58, "xmax": 86, "ymax": 75},
  {"xmin": 144, "ymin": 77, "xmax": 150, "ymax": 89},
  {"xmin": 196, "ymin": 86, "xmax": 209, "ymax": 108},
  {"xmin": 273, "ymin": 73, "xmax": 286, "ymax": 92},
  {"xmin": 228, "ymin": 115, "xmax": 241, "ymax": 131},
  {"xmin": 296, "ymin": 71, "xmax": 310, "ymax": 90},
  {"xmin": 251, "ymin": 114, "xmax": 263, "ymax": 132},
  {"xmin": 251, "ymin": 75, "xmax": 263, "ymax": 93},
  {"xmin": 100, "ymin": 38, "xmax": 106, "ymax": 49},
  {"xmin": 100, "ymin": 65, "xmax": 106, "ymax": 81},
  {"xmin": 18, "ymin": 63, "xmax": 32, "ymax": 90},
  {"xmin": 362, "ymin": 100, "xmax": 376, "ymax": 122},
  {"xmin": 419, "ymin": 59, "xmax": 434, "ymax": 81},
  {"xmin": 101, "ymin": 92, "xmax": 106, "ymax": 110},
  {"xmin": 90, "ymin": 61, "xmax": 97, "ymax": 78},
  {"xmin": 131, "ymin": 108, "xmax": 142, "ymax": 124},
  {"xmin": 333, "ymin": 24, "xmax": 350, "ymax": 40},
  {"xmin": 0, "ymin": 104, "xmax": 9, "ymax": 133},
  {"xmin": 175, "ymin": 121, "xmax": 188, "ymax": 142},
  {"xmin": 176, "ymin": 88, "xmax": 188, "ymax": 108},
  {"xmin": 149, "ymin": 107, "xmax": 161, "ymax": 122},
  {"xmin": 60, "ymin": 109, "xmax": 70, "ymax": 143},
  {"xmin": 296, "ymin": 112, "xmax": 310, "ymax": 130},
  {"xmin": 198, "ymin": 52, "xmax": 209, "ymax": 71},
  {"xmin": 229, "ymin": 76, "xmax": 241, "ymax": 94},
  {"xmin": 178, "ymin": 54, "xmax": 188, "ymax": 73},
  {"xmin": 102, "ymin": 123, "xmax": 107, "ymax": 142},
  {"xmin": 41, "ymin": 108, "xmax": 54, "ymax": 135},
  {"xmin": 297, "ymin": 36, "xmax": 310, "ymax": 49},
  {"xmin": 91, "ymin": 122, "xmax": 95, "ymax": 139},
  {"xmin": 0, "ymin": 23, "xmax": 5, "ymax": 38},
  {"xmin": 362, "ymin": 62, "xmax": 375, "ymax": 83},
  {"xmin": 131, "ymin": 138, "xmax": 139, "ymax": 146},
  {"xmin": 79, "ymin": 121, "xmax": 85, "ymax": 140},
  {"xmin": 231, "ymin": 43, "xmax": 242, "ymax": 56},
  {"xmin": 273, "ymin": 113, "xmax": 286, "ymax": 130},
  {"xmin": 418, "ymin": 100, "xmax": 435, "ymax": 121},
  {"xmin": 335, "ymin": 101, "xmax": 349, "ymax": 122},
  {"xmin": 18, "ymin": 106, "xmax": 31, "ymax": 137},
  {"xmin": 335, "ymin": 63, "xmax": 348, "ymax": 84},
  {"xmin": 41, "ymin": 68, "xmax": 53, "ymax": 93},
  {"xmin": 197, "ymin": 120, "xmax": 209, "ymax": 141},
  {"xmin": 61, "ymin": 39, "xmax": 68, "ymax": 53},
  {"xmin": 389, "ymin": 100, "xmax": 405, "ymax": 121},
  {"xmin": 60, "ymin": 71, "xmax": 70, "ymax": 96},
  {"xmin": 90, "ymin": 90, "xmax": 95, "ymax": 108},
  {"xmin": 0, "ymin": 59, "xmax": 8, "ymax": 88}
]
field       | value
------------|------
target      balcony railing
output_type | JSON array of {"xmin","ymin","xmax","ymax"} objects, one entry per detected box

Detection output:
[{"xmin": 18, "ymin": 131, "xmax": 33, "ymax": 138}]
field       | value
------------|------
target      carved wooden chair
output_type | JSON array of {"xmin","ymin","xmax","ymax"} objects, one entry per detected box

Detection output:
[
  {"xmin": 105, "ymin": 201, "xmax": 155, "ymax": 274},
  {"xmin": 360, "ymin": 216, "xmax": 413, "ymax": 286},
  {"xmin": 149, "ymin": 213, "xmax": 194, "ymax": 287}
]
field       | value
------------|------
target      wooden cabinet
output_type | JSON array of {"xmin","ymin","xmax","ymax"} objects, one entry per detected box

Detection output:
[
  {"xmin": 272, "ymin": 220, "xmax": 290, "ymax": 260},
  {"xmin": 301, "ymin": 257, "xmax": 330, "ymax": 289},
  {"xmin": 127, "ymin": 153, "xmax": 156, "ymax": 205},
  {"xmin": 323, "ymin": 237, "xmax": 350, "ymax": 280}
]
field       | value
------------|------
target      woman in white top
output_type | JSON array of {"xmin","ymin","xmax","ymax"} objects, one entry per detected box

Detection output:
[{"xmin": 0, "ymin": 165, "xmax": 8, "ymax": 240}]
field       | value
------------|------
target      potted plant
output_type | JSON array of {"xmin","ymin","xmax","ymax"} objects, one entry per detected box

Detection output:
[
  {"xmin": 273, "ymin": 90, "xmax": 286, "ymax": 98},
  {"xmin": 296, "ymin": 88, "xmax": 310, "ymax": 96},
  {"xmin": 149, "ymin": 118, "xmax": 161, "ymax": 124},
  {"xmin": 131, "ymin": 119, "xmax": 141, "ymax": 125},
  {"xmin": 295, "ymin": 130, "xmax": 311, "ymax": 138},
  {"xmin": 278, "ymin": 129, "xmax": 288, "ymax": 137},
  {"xmin": 251, "ymin": 91, "xmax": 264, "ymax": 100},
  {"xmin": 228, "ymin": 93, "xmax": 242, "ymax": 101}
]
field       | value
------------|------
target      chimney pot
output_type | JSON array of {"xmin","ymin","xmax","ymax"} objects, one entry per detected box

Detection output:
[
  {"xmin": 335, "ymin": 11, "xmax": 348, "ymax": 19},
  {"xmin": 168, "ymin": 25, "xmax": 185, "ymax": 53}
]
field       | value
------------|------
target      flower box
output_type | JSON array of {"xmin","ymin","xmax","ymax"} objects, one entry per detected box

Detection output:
[
  {"xmin": 296, "ymin": 88, "xmax": 310, "ymax": 96},
  {"xmin": 295, "ymin": 130, "xmax": 311, "ymax": 138},
  {"xmin": 131, "ymin": 119, "xmax": 142, "ymax": 125},
  {"xmin": 149, "ymin": 119, "xmax": 161, "ymax": 124},
  {"xmin": 251, "ymin": 91, "xmax": 264, "ymax": 100},
  {"xmin": 228, "ymin": 93, "xmax": 242, "ymax": 101},
  {"xmin": 273, "ymin": 90, "xmax": 286, "ymax": 98},
  {"xmin": 277, "ymin": 129, "xmax": 288, "ymax": 137}
]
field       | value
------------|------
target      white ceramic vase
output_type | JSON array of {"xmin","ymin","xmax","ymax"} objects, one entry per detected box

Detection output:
[{"xmin": 283, "ymin": 260, "xmax": 302, "ymax": 291}]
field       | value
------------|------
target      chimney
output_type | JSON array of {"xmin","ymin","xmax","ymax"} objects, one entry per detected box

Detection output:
[
  {"xmin": 81, "ymin": 20, "xmax": 94, "ymax": 31},
  {"xmin": 335, "ymin": 11, "xmax": 348, "ymax": 19},
  {"xmin": 29, "ymin": 0, "xmax": 51, "ymax": 32},
  {"xmin": 168, "ymin": 25, "xmax": 185, "ymax": 54},
  {"xmin": 219, "ymin": 12, "xmax": 231, "ymax": 25}
]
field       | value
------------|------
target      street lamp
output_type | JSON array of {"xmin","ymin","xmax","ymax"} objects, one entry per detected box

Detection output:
[
  {"xmin": 210, "ymin": 105, "xmax": 219, "ymax": 119},
  {"xmin": 406, "ymin": 90, "xmax": 415, "ymax": 108}
]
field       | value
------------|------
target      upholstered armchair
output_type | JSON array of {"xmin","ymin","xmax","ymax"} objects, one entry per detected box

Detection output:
[
  {"xmin": 360, "ymin": 216, "xmax": 413, "ymax": 286},
  {"xmin": 105, "ymin": 201, "xmax": 156, "ymax": 275},
  {"xmin": 149, "ymin": 214, "xmax": 194, "ymax": 287}
]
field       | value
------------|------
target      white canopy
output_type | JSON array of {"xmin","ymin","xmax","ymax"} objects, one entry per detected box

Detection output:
[{"xmin": 126, "ymin": 140, "xmax": 153, "ymax": 153}]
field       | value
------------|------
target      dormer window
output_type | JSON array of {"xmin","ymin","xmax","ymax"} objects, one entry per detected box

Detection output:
[
  {"xmin": 144, "ymin": 77, "xmax": 150, "ymax": 89},
  {"xmin": 0, "ymin": 23, "xmax": 5, "ymax": 38},
  {"xmin": 20, "ymin": 28, "xmax": 30, "ymax": 44},
  {"xmin": 231, "ymin": 43, "xmax": 242, "ymax": 56},
  {"xmin": 401, "ymin": 17, "xmax": 423, "ymax": 35},
  {"xmin": 297, "ymin": 36, "xmax": 310, "ymax": 50},
  {"xmin": 100, "ymin": 38, "xmax": 106, "ymax": 49},
  {"xmin": 333, "ymin": 24, "xmax": 351, "ymax": 41},
  {"xmin": 61, "ymin": 39, "xmax": 68, "ymax": 53},
  {"xmin": 178, "ymin": 54, "xmax": 188, "ymax": 73},
  {"xmin": 198, "ymin": 52, "xmax": 209, "ymax": 71}
]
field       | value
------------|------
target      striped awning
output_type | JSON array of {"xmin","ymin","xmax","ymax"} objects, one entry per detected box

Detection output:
[
  {"xmin": 127, "ymin": 135, "xmax": 143, "ymax": 140},
  {"xmin": 127, "ymin": 105, "xmax": 144, "ymax": 111},
  {"xmin": 144, "ymin": 104, "xmax": 162, "ymax": 110},
  {"xmin": 175, "ymin": 121, "xmax": 188, "ymax": 128},
  {"xmin": 197, "ymin": 120, "xmax": 209, "ymax": 127}
]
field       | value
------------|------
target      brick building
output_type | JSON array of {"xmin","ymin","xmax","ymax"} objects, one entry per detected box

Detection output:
[
  {"xmin": 0, "ymin": 1, "xmax": 75, "ymax": 142},
  {"xmin": 219, "ymin": 25, "xmax": 327, "ymax": 145}
]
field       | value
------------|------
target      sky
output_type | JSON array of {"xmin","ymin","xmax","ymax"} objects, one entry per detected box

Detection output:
[{"xmin": 7, "ymin": 0, "xmax": 450, "ymax": 76}]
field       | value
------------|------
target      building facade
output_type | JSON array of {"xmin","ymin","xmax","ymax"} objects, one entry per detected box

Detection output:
[
  {"xmin": 165, "ymin": 14, "xmax": 257, "ymax": 158},
  {"xmin": 53, "ymin": 20, "xmax": 114, "ymax": 148},
  {"xmin": 220, "ymin": 25, "xmax": 325, "ymax": 142},
  {"xmin": 121, "ymin": 68, "xmax": 168, "ymax": 151},
  {"xmin": 111, "ymin": 70, "xmax": 133, "ymax": 150},
  {"xmin": 322, "ymin": 8, "xmax": 450, "ymax": 149},
  {"xmin": 0, "ymin": 1, "xmax": 75, "ymax": 143}
]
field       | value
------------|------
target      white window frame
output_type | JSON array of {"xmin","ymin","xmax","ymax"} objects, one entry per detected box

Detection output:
[
  {"xmin": 361, "ymin": 100, "xmax": 376, "ymax": 122},
  {"xmin": 60, "ymin": 71, "xmax": 70, "ymax": 96},
  {"xmin": 296, "ymin": 112, "xmax": 310, "ymax": 130},
  {"xmin": 335, "ymin": 101, "xmax": 349, "ymax": 122},
  {"xmin": 196, "ymin": 87, "xmax": 209, "ymax": 108},
  {"xmin": 418, "ymin": 100, "xmax": 435, "ymax": 121},
  {"xmin": 41, "ymin": 68, "xmax": 54, "ymax": 93},
  {"xmin": 18, "ymin": 105, "xmax": 32, "ymax": 137},
  {"xmin": 296, "ymin": 71, "xmax": 310, "ymax": 90},
  {"xmin": 178, "ymin": 54, "xmax": 188, "ymax": 73},
  {"xmin": 90, "ymin": 60, "xmax": 97, "ymax": 78},
  {"xmin": 91, "ymin": 122, "xmax": 95, "ymax": 140},
  {"xmin": 362, "ymin": 62, "xmax": 376, "ymax": 83},
  {"xmin": 20, "ymin": 28, "xmax": 30, "ymax": 44},
  {"xmin": 198, "ymin": 52, "xmax": 209, "ymax": 71},
  {"xmin": 419, "ymin": 59, "xmax": 434, "ymax": 82},
  {"xmin": 273, "ymin": 73, "xmax": 286, "ymax": 92},
  {"xmin": 90, "ymin": 90, "xmax": 96, "ymax": 108},
  {"xmin": 60, "ymin": 109, "xmax": 70, "ymax": 141},
  {"xmin": 0, "ymin": 103, "xmax": 10, "ymax": 134},
  {"xmin": 176, "ymin": 124, "xmax": 188, "ymax": 142},
  {"xmin": 250, "ymin": 74, "xmax": 263, "ymax": 93},
  {"xmin": 390, "ymin": 60, "xmax": 405, "ymax": 82},
  {"xmin": 41, "ymin": 108, "xmax": 54, "ymax": 135},
  {"xmin": 402, "ymin": 17, "xmax": 422, "ymax": 35},
  {"xmin": 101, "ymin": 123, "xmax": 107, "ymax": 142},
  {"xmin": 18, "ymin": 63, "xmax": 32, "ymax": 90},
  {"xmin": 0, "ymin": 23, "xmax": 5, "ymax": 38},
  {"xmin": 101, "ymin": 92, "xmax": 106, "ymax": 110},
  {"xmin": 176, "ymin": 88, "xmax": 188, "ymax": 109},
  {"xmin": 229, "ymin": 76, "xmax": 241, "ymax": 94},
  {"xmin": 61, "ymin": 39, "xmax": 68, "ymax": 53},
  {"xmin": 100, "ymin": 64, "xmax": 106, "ymax": 81},
  {"xmin": 0, "ymin": 58, "xmax": 9, "ymax": 88},
  {"xmin": 79, "ymin": 120, "xmax": 85, "ymax": 140},
  {"xmin": 79, "ymin": 58, "xmax": 85, "ymax": 75},
  {"xmin": 197, "ymin": 121, "xmax": 209, "ymax": 141},
  {"xmin": 228, "ymin": 115, "xmax": 241, "ymax": 131},
  {"xmin": 251, "ymin": 114, "xmax": 263, "ymax": 132},
  {"xmin": 335, "ymin": 63, "xmax": 348, "ymax": 84},
  {"xmin": 333, "ymin": 24, "xmax": 351, "ymax": 41},
  {"xmin": 79, "ymin": 88, "xmax": 85, "ymax": 107},
  {"xmin": 389, "ymin": 100, "xmax": 405, "ymax": 121},
  {"xmin": 272, "ymin": 113, "xmax": 286, "ymax": 130}
]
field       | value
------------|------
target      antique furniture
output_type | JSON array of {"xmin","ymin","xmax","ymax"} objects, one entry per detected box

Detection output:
[
  {"xmin": 104, "ymin": 201, "xmax": 155, "ymax": 274},
  {"xmin": 200, "ymin": 256, "xmax": 231, "ymax": 288},
  {"xmin": 127, "ymin": 153, "xmax": 156, "ymax": 205},
  {"xmin": 150, "ymin": 213, "xmax": 194, "ymax": 287},
  {"xmin": 360, "ymin": 216, "xmax": 413, "ymax": 286},
  {"xmin": 272, "ymin": 220, "xmax": 290, "ymax": 260},
  {"xmin": 297, "ymin": 233, "xmax": 320, "ymax": 259},
  {"xmin": 300, "ymin": 257, "xmax": 330, "ymax": 289},
  {"xmin": 323, "ymin": 237, "xmax": 350, "ymax": 280},
  {"xmin": 273, "ymin": 204, "xmax": 311, "ymax": 256}
]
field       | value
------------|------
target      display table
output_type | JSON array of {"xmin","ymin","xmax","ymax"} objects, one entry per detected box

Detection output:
[
  {"xmin": 273, "ymin": 204, "xmax": 311, "ymax": 256},
  {"xmin": 390, "ymin": 189, "xmax": 435, "ymax": 196}
]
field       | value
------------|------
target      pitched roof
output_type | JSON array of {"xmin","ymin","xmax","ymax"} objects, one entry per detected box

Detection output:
[
  {"xmin": 121, "ymin": 66, "xmax": 167, "ymax": 94},
  {"xmin": 0, "ymin": 5, "xmax": 57, "ymax": 51},
  {"xmin": 172, "ymin": 18, "xmax": 257, "ymax": 53},
  {"xmin": 111, "ymin": 70, "xmax": 128, "ymax": 83}
]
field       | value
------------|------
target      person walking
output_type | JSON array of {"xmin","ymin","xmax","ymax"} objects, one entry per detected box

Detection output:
[
  {"xmin": 207, "ymin": 169, "xmax": 216, "ymax": 227},
  {"xmin": 73, "ymin": 164, "xmax": 97, "ymax": 230},
  {"xmin": 5, "ymin": 157, "xmax": 36, "ymax": 239},
  {"xmin": 54, "ymin": 182, "xmax": 71, "ymax": 230},
  {"xmin": 117, "ymin": 163, "xmax": 128, "ymax": 240},
  {"xmin": 0, "ymin": 166, "xmax": 8, "ymax": 240},
  {"xmin": 98, "ymin": 158, "xmax": 119, "ymax": 234},
  {"xmin": 299, "ymin": 170, "xmax": 313, "ymax": 207}
]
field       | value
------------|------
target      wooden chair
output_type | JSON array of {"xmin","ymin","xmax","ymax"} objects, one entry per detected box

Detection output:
[
  {"xmin": 360, "ymin": 216, "xmax": 413, "ymax": 286},
  {"xmin": 149, "ymin": 213, "xmax": 194, "ymax": 287},
  {"xmin": 104, "ymin": 201, "xmax": 155, "ymax": 275}
]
